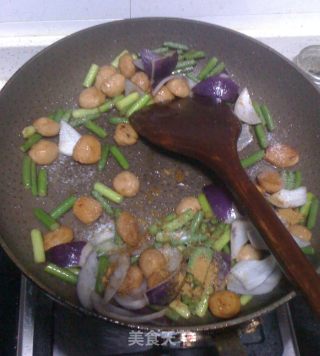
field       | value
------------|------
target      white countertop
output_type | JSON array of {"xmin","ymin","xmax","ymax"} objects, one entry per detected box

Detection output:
[{"xmin": 1, "ymin": 13, "xmax": 320, "ymax": 88}]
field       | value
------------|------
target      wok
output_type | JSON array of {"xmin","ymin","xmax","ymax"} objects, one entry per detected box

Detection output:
[{"xmin": 0, "ymin": 18, "xmax": 319, "ymax": 332}]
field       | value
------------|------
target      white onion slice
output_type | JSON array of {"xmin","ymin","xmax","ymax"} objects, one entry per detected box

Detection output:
[
  {"xmin": 234, "ymin": 88, "xmax": 261, "ymax": 125},
  {"xmin": 59, "ymin": 120, "xmax": 81, "ymax": 156},
  {"xmin": 267, "ymin": 187, "xmax": 307, "ymax": 208},
  {"xmin": 231, "ymin": 220, "xmax": 249, "ymax": 259},
  {"xmin": 79, "ymin": 243, "xmax": 93, "ymax": 267},
  {"xmin": 114, "ymin": 293, "xmax": 148, "ymax": 310},
  {"xmin": 228, "ymin": 267, "xmax": 282, "ymax": 295},
  {"xmin": 92, "ymin": 293, "xmax": 167, "ymax": 322},
  {"xmin": 158, "ymin": 246, "xmax": 183, "ymax": 272},
  {"xmin": 77, "ymin": 251, "xmax": 98, "ymax": 309},
  {"xmin": 237, "ymin": 124, "xmax": 253, "ymax": 151},
  {"xmin": 90, "ymin": 221, "xmax": 115, "ymax": 246},
  {"xmin": 103, "ymin": 254, "xmax": 130, "ymax": 304},
  {"xmin": 246, "ymin": 223, "xmax": 268, "ymax": 250},
  {"xmin": 230, "ymin": 255, "xmax": 276, "ymax": 290}
]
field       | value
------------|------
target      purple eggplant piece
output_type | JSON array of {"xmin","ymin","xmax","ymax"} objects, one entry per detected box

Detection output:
[
  {"xmin": 140, "ymin": 49, "xmax": 178, "ymax": 85},
  {"xmin": 46, "ymin": 241, "xmax": 86, "ymax": 267},
  {"xmin": 192, "ymin": 73, "xmax": 239, "ymax": 103},
  {"xmin": 214, "ymin": 251, "xmax": 231, "ymax": 289},
  {"xmin": 146, "ymin": 268, "xmax": 185, "ymax": 306},
  {"xmin": 203, "ymin": 184, "xmax": 237, "ymax": 222}
]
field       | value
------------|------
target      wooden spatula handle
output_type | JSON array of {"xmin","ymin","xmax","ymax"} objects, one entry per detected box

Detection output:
[{"xmin": 213, "ymin": 158, "xmax": 320, "ymax": 316}]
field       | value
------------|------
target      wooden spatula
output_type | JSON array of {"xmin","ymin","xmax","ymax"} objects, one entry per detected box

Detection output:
[{"xmin": 131, "ymin": 96, "xmax": 320, "ymax": 316}]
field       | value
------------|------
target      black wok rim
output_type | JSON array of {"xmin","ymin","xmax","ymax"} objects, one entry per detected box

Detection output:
[{"xmin": 1, "ymin": 16, "xmax": 310, "ymax": 332}]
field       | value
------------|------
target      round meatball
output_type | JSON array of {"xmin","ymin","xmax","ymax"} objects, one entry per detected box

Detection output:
[
  {"xmin": 95, "ymin": 65, "xmax": 117, "ymax": 90},
  {"xmin": 118, "ymin": 53, "xmax": 136, "ymax": 79},
  {"xmin": 28, "ymin": 139, "xmax": 58, "ymax": 165},
  {"xmin": 147, "ymin": 269, "xmax": 169, "ymax": 289},
  {"xmin": 33, "ymin": 117, "xmax": 60, "ymax": 137},
  {"xmin": 139, "ymin": 248, "xmax": 167, "ymax": 278},
  {"xmin": 116, "ymin": 211, "xmax": 141, "ymax": 247},
  {"xmin": 209, "ymin": 291, "xmax": 241, "ymax": 319},
  {"xmin": 118, "ymin": 265, "xmax": 144, "ymax": 294},
  {"xmin": 73, "ymin": 196, "xmax": 102, "ymax": 224},
  {"xmin": 43, "ymin": 226, "xmax": 74, "ymax": 251},
  {"xmin": 79, "ymin": 87, "xmax": 105, "ymax": 109},
  {"xmin": 176, "ymin": 196, "xmax": 201, "ymax": 215},
  {"xmin": 73, "ymin": 135, "xmax": 101, "ymax": 164},
  {"xmin": 113, "ymin": 123, "xmax": 138, "ymax": 146},
  {"xmin": 131, "ymin": 71, "xmax": 151, "ymax": 92},
  {"xmin": 153, "ymin": 86, "xmax": 175, "ymax": 103},
  {"xmin": 113, "ymin": 171, "xmax": 140, "ymax": 197},
  {"xmin": 166, "ymin": 78, "xmax": 190, "ymax": 98},
  {"xmin": 101, "ymin": 73, "xmax": 125, "ymax": 97}
]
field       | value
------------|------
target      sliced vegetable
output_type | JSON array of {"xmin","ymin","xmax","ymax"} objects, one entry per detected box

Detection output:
[
  {"xmin": 84, "ymin": 120, "xmax": 107, "ymax": 138},
  {"xmin": 59, "ymin": 121, "xmax": 81, "ymax": 156},
  {"xmin": 22, "ymin": 125, "xmax": 36, "ymax": 138},
  {"xmin": 45, "ymin": 263, "xmax": 78, "ymax": 285},
  {"xmin": 37, "ymin": 167, "xmax": 48, "ymax": 197},
  {"xmin": 22, "ymin": 155, "xmax": 32, "ymax": 189},
  {"xmin": 169, "ymin": 300, "xmax": 190, "ymax": 319},
  {"xmin": 300, "ymin": 192, "xmax": 314, "ymax": 222},
  {"xmin": 20, "ymin": 133, "xmax": 42, "ymax": 152},
  {"xmin": 115, "ymin": 92, "xmax": 140, "ymax": 113},
  {"xmin": 93, "ymin": 182, "xmax": 123, "ymax": 204},
  {"xmin": 203, "ymin": 184, "xmax": 238, "ymax": 223},
  {"xmin": 77, "ymin": 251, "xmax": 98, "ymax": 308},
  {"xmin": 162, "ymin": 209, "xmax": 195, "ymax": 231},
  {"xmin": 229, "ymin": 255, "xmax": 276, "ymax": 291},
  {"xmin": 110, "ymin": 145, "xmax": 129, "ymax": 170},
  {"xmin": 231, "ymin": 220, "xmax": 249, "ymax": 259},
  {"xmin": 98, "ymin": 144, "xmax": 110, "ymax": 171},
  {"xmin": 197, "ymin": 193, "xmax": 214, "ymax": 218},
  {"xmin": 114, "ymin": 292, "xmax": 148, "ymax": 311},
  {"xmin": 30, "ymin": 160, "xmax": 37, "ymax": 197},
  {"xmin": 34, "ymin": 208, "xmax": 59, "ymax": 231},
  {"xmin": 91, "ymin": 190, "xmax": 114, "ymax": 216},
  {"xmin": 46, "ymin": 241, "xmax": 86, "ymax": 267},
  {"xmin": 108, "ymin": 117, "xmax": 129, "ymax": 125},
  {"xmin": 260, "ymin": 104, "xmax": 275, "ymax": 131},
  {"xmin": 240, "ymin": 150, "xmax": 264, "ymax": 168},
  {"xmin": 95, "ymin": 255, "xmax": 110, "ymax": 295},
  {"xmin": 227, "ymin": 267, "xmax": 281, "ymax": 295},
  {"xmin": 188, "ymin": 247, "xmax": 213, "ymax": 283},
  {"xmin": 213, "ymin": 225, "xmax": 231, "ymax": 251},
  {"xmin": 234, "ymin": 88, "xmax": 261, "ymax": 125},
  {"xmin": 163, "ymin": 41, "xmax": 188, "ymax": 51},
  {"xmin": 208, "ymin": 61, "xmax": 225, "ymax": 77},
  {"xmin": 267, "ymin": 187, "xmax": 307, "ymax": 208},
  {"xmin": 126, "ymin": 94, "xmax": 151, "ymax": 117},
  {"xmin": 198, "ymin": 57, "xmax": 218, "ymax": 81},
  {"xmin": 50, "ymin": 195, "xmax": 77, "ymax": 220},
  {"xmin": 103, "ymin": 254, "xmax": 130, "ymax": 303},
  {"xmin": 31, "ymin": 229, "xmax": 45, "ymax": 263},
  {"xmin": 237, "ymin": 124, "xmax": 253, "ymax": 152},
  {"xmin": 140, "ymin": 49, "xmax": 178, "ymax": 85},
  {"xmin": 83, "ymin": 63, "xmax": 99, "ymax": 88},
  {"xmin": 254, "ymin": 124, "xmax": 268, "ymax": 149},
  {"xmin": 307, "ymin": 196, "xmax": 319, "ymax": 230},
  {"xmin": 193, "ymin": 73, "xmax": 239, "ymax": 103}
]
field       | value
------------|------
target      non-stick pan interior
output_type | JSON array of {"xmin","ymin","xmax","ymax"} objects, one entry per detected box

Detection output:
[{"xmin": 0, "ymin": 18, "xmax": 319, "ymax": 331}]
